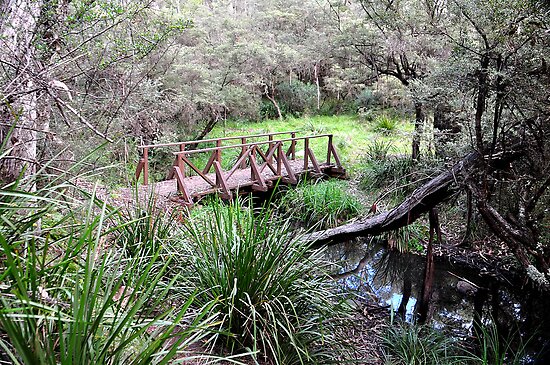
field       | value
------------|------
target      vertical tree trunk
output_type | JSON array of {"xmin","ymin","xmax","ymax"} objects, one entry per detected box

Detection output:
[
  {"xmin": 417, "ymin": 208, "xmax": 441, "ymax": 323},
  {"xmin": 474, "ymin": 54, "xmax": 490, "ymax": 153},
  {"xmin": 0, "ymin": 0, "xmax": 43, "ymax": 185},
  {"xmin": 314, "ymin": 62, "xmax": 321, "ymax": 111},
  {"xmin": 411, "ymin": 101, "xmax": 425, "ymax": 161}
]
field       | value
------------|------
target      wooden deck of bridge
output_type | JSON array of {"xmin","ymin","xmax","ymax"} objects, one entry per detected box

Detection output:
[{"xmin": 135, "ymin": 131, "xmax": 346, "ymax": 206}]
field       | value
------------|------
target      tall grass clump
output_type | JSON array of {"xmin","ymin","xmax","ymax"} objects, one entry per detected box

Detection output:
[
  {"xmin": 280, "ymin": 179, "xmax": 363, "ymax": 229},
  {"xmin": 380, "ymin": 322, "xmax": 466, "ymax": 365},
  {"xmin": 0, "ymin": 166, "xmax": 212, "ymax": 364},
  {"xmin": 372, "ymin": 114, "xmax": 399, "ymax": 134},
  {"xmin": 474, "ymin": 320, "xmax": 530, "ymax": 365},
  {"xmin": 181, "ymin": 198, "xmax": 352, "ymax": 364}
]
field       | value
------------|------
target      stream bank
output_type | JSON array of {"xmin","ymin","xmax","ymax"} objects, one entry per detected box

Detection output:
[{"xmin": 327, "ymin": 238, "xmax": 550, "ymax": 364}]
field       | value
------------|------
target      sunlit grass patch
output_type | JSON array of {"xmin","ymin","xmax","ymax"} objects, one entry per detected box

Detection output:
[
  {"xmin": 279, "ymin": 179, "xmax": 363, "ymax": 229},
  {"xmin": 208, "ymin": 113, "xmax": 413, "ymax": 173}
]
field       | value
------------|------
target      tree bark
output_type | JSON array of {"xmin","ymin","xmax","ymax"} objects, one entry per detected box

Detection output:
[
  {"xmin": 411, "ymin": 101, "xmax": 424, "ymax": 161},
  {"xmin": 263, "ymin": 84, "xmax": 282, "ymax": 120},
  {"xmin": 305, "ymin": 151, "xmax": 481, "ymax": 245},
  {"xmin": 0, "ymin": 0, "xmax": 43, "ymax": 185}
]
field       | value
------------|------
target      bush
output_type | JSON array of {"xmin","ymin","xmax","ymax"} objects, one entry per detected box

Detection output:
[
  {"xmin": 372, "ymin": 114, "xmax": 399, "ymax": 134},
  {"xmin": 381, "ymin": 322, "xmax": 465, "ymax": 365},
  {"xmin": 0, "ymin": 173, "xmax": 211, "ymax": 364},
  {"xmin": 181, "ymin": 198, "xmax": 352, "ymax": 364},
  {"xmin": 276, "ymin": 80, "xmax": 317, "ymax": 116},
  {"xmin": 280, "ymin": 179, "xmax": 363, "ymax": 229},
  {"xmin": 354, "ymin": 88, "xmax": 381, "ymax": 111}
]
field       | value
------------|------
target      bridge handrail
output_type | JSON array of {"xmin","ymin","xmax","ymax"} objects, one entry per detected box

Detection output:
[
  {"xmin": 170, "ymin": 133, "xmax": 343, "ymax": 204},
  {"xmin": 172, "ymin": 134, "xmax": 332, "ymax": 156},
  {"xmin": 138, "ymin": 130, "xmax": 298, "ymax": 149}
]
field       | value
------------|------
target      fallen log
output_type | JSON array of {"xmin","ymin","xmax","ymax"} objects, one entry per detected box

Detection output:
[{"xmin": 305, "ymin": 151, "xmax": 481, "ymax": 244}]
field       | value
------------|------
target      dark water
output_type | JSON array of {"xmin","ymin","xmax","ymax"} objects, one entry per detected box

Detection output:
[{"xmin": 325, "ymin": 238, "xmax": 550, "ymax": 362}]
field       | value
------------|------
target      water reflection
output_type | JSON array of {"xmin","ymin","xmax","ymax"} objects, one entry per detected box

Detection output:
[{"xmin": 325, "ymin": 237, "xmax": 550, "ymax": 349}]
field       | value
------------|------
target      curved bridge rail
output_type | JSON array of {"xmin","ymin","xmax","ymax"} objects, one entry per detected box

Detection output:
[{"xmin": 136, "ymin": 132, "xmax": 346, "ymax": 206}]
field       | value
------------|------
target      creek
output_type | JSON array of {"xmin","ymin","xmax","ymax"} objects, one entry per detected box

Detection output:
[{"xmin": 326, "ymin": 238, "xmax": 550, "ymax": 363}]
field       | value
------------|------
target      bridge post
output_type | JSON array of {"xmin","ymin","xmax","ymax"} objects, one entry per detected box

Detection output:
[
  {"xmin": 291, "ymin": 132, "xmax": 296, "ymax": 160},
  {"xmin": 143, "ymin": 147, "xmax": 149, "ymax": 185},
  {"xmin": 277, "ymin": 142, "xmax": 282, "ymax": 175},
  {"xmin": 327, "ymin": 135, "xmax": 333, "ymax": 165},
  {"xmin": 304, "ymin": 137, "xmax": 309, "ymax": 170},
  {"xmin": 216, "ymin": 140, "xmax": 222, "ymax": 164},
  {"xmin": 268, "ymin": 135, "xmax": 274, "ymax": 165},
  {"xmin": 240, "ymin": 137, "xmax": 247, "ymax": 168}
]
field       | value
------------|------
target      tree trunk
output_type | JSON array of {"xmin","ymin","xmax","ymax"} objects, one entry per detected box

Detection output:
[
  {"xmin": 264, "ymin": 85, "xmax": 282, "ymax": 120},
  {"xmin": 314, "ymin": 62, "xmax": 321, "ymax": 111},
  {"xmin": 0, "ymin": 0, "xmax": 43, "ymax": 185},
  {"xmin": 474, "ymin": 54, "xmax": 490, "ymax": 152},
  {"xmin": 305, "ymin": 151, "xmax": 481, "ymax": 244},
  {"xmin": 411, "ymin": 102, "xmax": 425, "ymax": 161}
]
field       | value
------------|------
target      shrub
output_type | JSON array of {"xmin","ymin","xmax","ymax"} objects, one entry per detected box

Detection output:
[
  {"xmin": 181, "ymin": 198, "xmax": 352, "ymax": 364},
  {"xmin": 380, "ymin": 322, "xmax": 465, "ymax": 365},
  {"xmin": 372, "ymin": 114, "xmax": 399, "ymax": 134},
  {"xmin": 280, "ymin": 179, "xmax": 363, "ymax": 229},
  {"xmin": 0, "ymin": 176, "xmax": 211, "ymax": 364},
  {"xmin": 276, "ymin": 80, "xmax": 317, "ymax": 116},
  {"xmin": 354, "ymin": 88, "xmax": 381, "ymax": 111}
]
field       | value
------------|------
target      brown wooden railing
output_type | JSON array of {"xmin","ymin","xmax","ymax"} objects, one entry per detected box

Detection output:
[
  {"xmin": 135, "ymin": 131, "xmax": 298, "ymax": 185},
  {"xmin": 170, "ymin": 134, "xmax": 343, "ymax": 205}
]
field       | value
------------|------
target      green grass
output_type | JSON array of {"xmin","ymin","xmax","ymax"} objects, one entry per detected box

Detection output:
[
  {"xmin": 141, "ymin": 114, "xmax": 413, "ymax": 182},
  {"xmin": 380, "ymin": 322, "xmax": 467, "ymax": 365},
  {"xmin": 279, "ymin": 179, "xmax": 364, "ymax": 229},
  {"xmin": 0, "ymin": 147, "xmax": 214, "ymax": 364},
  {"xmin": 179, "ymin": 197, "xmax": 352, "ymax": 364}
]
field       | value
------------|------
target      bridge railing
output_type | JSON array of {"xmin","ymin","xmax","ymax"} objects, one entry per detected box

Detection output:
[
  {"xmin": 171, "ymin": 134, "xmax": 343, "ymax": 204},
  {"xmin": 135, "ymin": 131, "xmax": 298, "ymax": 185}
]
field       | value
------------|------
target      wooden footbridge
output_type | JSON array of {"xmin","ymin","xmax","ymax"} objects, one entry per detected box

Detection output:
[{"xmin": 135, "ymin": 131, "xmax": 346, "ymax": 206}]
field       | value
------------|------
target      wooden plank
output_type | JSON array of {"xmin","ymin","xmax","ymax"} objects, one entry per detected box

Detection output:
[
  {"xmin": 330, "ymin": 143, "xmax": 343, "ymax": 168},
  {"xmin": 181, "ymin": 155, "xmax": 216, "ymax": 187},
  {"xmin": 279, "ymin": 150, "xmax": 297, "ymax": 184},
  {"xmin": 256, "ymin": 144, "xmax": 278, "ymax": 175},
  {"xmin": 174, "ymin": 166, "xmax": 193, "ymax": 205},
  {"xmin": 214, "ymin": 161, "xmax": 232, "ymax": 199},
  {"xmin": 327, "ymin": 135, "xmax": 333, "ymax": 165},
  {"xmin": 135, "ymin": 159, "xmax": 144, "ymax": 181},
  {"xmin": 307, "ymin": 147, "xmax": 321, "ymax": 173},
  {"xmin": 143, "ymin": 147, "xmax": 149, "ymax": 185},
  {"xmin": 276, "ymin": 143, "xmax": 282, "ymax": 175},
  {"xmin": 203, "ymin": 150, "xmax": 217, "ymax": 174},
  {"xmin": 304, "ymin": 138, "xmax": 309, "ymax": 171},
  {"xmin": 250, "ymin": 153, "xmax": 267, "ymax": 191},
  {"xmin": 240, "ymin": 137, "xmax": 247, "ymax": 168}
]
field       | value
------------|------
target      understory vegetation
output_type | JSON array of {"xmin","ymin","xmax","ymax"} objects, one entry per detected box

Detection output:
[
  {"xmin": 1, "ymin": 0, "xmax": 549, "ymax": 363},
  {"xmin": 280, "ymin": 179, "xmax": 363, "ymax": 229},
  {"xmin": 0, "ymin": 175, "xmax": 212, "ymax": 364},
  {"xmin": 181, "ymin": 198, "xmax": 352, "ymax": 363}
]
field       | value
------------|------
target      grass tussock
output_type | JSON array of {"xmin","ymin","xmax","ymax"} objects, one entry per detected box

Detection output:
[
  {"xmin": 181, "ymin": 198, "xmax": 352, "ymax": 364},
  {"xmin": 280, "ymin": 179, "xmax": 363, "ymax": 229},
  {"xmin": 0, "ymin": 173, "xmax": 212, "ymax": 364},
  {"xmin": 380, "ymin": 322, "xmax": 466, "ymax": 365}
]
